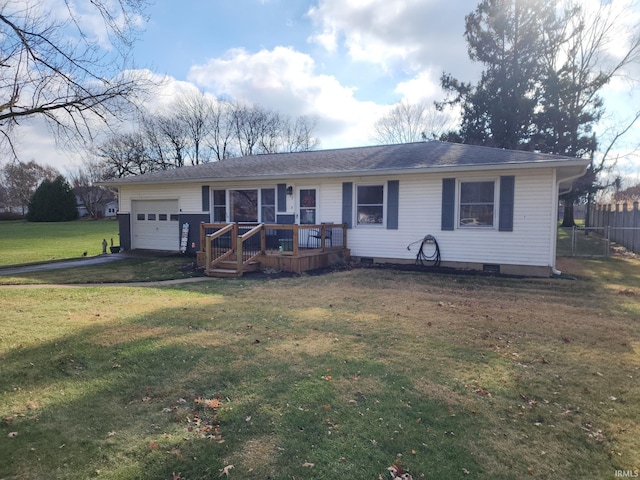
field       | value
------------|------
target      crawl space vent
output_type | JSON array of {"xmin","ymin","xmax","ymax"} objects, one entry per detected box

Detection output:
[{"xmin": 483, "ymin": 264, "xmax": 500, "ymax": 274}]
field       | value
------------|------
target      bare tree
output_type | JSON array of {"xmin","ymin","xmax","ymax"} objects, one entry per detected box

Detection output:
[
  {"xmin": 1, "ymin": 159, "xmax": 59, "ymax": 215},
  {"xmin": 231, "ymin": 102, "xmax": 266, "ymax": 156},
  {"xmin": 0, "ymin": 181, "xmax": 7, "ymax": 211},
  {"xmin": 0, "ymin": 0, "xmax": 150, "ymax": 157},
  {"xmin": 207, "ymin": 99, "xmax": 235, "ymax": 161},
  {"xmin": 95, "ymin": 131, "xmax": 153, "ymax": 178},
  {"xmin": 67, "ymin": 158, "xmax": 114, "ymax": 218},
  {"xmin": 541, "ymin": 0, "xmax": 640, "ymax": 226},
  {"xmin": 372, "ymin": 100, "xmax": 456, "ymax": 145},
  {"xmin": 230, "ymin": 102, "xmax": 320, "ymax": 156},
  {"xmin": 283, "ymin": 115, "xmax": 320, "ymax": 152},
  {"xmin": 175, "ymin": 90, "xmax": 214, "ymax": 164},
  {"xmin": 141, "ymin": 114, "xmax": 188, "ymax": 169}
]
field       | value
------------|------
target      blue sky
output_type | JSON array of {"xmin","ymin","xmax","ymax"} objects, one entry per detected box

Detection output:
[{"xmin": 14, "ymin": 0, "xmax": 640, "ymax": 179}]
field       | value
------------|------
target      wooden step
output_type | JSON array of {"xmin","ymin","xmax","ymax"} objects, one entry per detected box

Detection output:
[
  {"xmin": 206, "ymin": 260, "xmax": 261, "ymax": 277},
  {"xmin": 207, "ymin": 268, "xmax": 242, "ymax": 278}
]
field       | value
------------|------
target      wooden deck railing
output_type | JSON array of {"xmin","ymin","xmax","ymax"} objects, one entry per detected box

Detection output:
[
  {"xmin": 201, "ymin": 222, "xmax": 347, "ymax": 270},
  {"xmin": 237, "ymin": 223, "xmax": 263, "ymax": 272},
  {"xmin": 204, "ymin": 223, "xmax": 235, "ymax": 268}
]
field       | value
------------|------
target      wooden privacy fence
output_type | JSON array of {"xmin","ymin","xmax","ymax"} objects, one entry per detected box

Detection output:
[{"xmin": 589, "ymin": 203, "xmax": 640, "ymax": 254}]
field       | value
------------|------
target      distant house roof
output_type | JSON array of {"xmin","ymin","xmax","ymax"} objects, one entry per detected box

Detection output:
[{"xmin": 103, "ymin": 141, "xmax": 589, "ymax": 186}]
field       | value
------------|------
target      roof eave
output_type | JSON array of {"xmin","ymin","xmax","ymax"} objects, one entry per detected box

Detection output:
[{"xmin": 100, "ymin": 158, "xmax": 590, "ymax": 187}]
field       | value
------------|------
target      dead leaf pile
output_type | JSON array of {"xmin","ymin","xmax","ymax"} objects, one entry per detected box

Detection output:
[
  {"xmin": 164, "ymin": 394, "xmax": 225, "ymax": 443},
  {"xmin": 386, "ymin": 463, "xmax": 414, "ymax": 479}
]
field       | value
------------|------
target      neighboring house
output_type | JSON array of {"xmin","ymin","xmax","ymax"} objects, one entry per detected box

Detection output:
[
  {"xmin": 102, "ymin": 141, "xmax": 589, "ymax": 276},
  {"xmin": 74, "ymin": 188, "xmax": 118, "ymax": 218}
]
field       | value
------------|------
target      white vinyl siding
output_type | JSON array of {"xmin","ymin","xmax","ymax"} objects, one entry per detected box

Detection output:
[
  {"xmin": 117, "ymin": 168, "xmax": 557, "ymax": 268},
  {"xmin": 118, "ymin": 184, "xmax": 202, "ymax": 214},
  {"xmin": 341, "ymin": 170, "xmax": 555, "ymax": 268}
]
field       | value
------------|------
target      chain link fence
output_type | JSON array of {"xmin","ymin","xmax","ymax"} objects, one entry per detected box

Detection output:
[{"xmin": 558, "ymin": 225, "xmax": 640, "ymax": 257}]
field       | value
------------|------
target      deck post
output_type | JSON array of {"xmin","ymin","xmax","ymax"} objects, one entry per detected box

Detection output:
[
  {"xmin": 342, "ymin": 224, "xmax": 347, "ymax": 250},
  {"xmin": 236, "ymin": 235, "xmax": 243, "ymax": 273},
  {"xmin": 200, "ymin": 224, "xmax": 206, "ymax": 254},
  {"xmin": 205, "ymin": 234, "xmax": 212, "ymax": 270},
  {"xmin": 293, "ymin": 227, "xmax": 299, "ymax": 256}
]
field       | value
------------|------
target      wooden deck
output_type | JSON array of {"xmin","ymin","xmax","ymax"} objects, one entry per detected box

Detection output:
[{"xmin": 197, "ymin": 223, "xmax": 350, "ymax": 277}]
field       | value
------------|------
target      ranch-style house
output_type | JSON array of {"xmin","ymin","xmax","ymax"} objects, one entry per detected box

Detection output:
[{"xmin": 103, "ymin": 141, "xmax": 589, "ymax": 277}]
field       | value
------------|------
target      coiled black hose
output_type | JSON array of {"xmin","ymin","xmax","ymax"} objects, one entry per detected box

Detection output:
[{"xmin": 407, "ymin": 235, "xmax": 441, "ymax": 268}]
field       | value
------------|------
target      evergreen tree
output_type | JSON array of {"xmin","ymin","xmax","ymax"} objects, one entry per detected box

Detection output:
[
  {"xmin": 26, "ymin": 176, "xmax": 79, "ymax": 222},
  {"xmin": 439, "ymin": 0, "xmax": 555, "ymax": 149},
  {"xmin": 440, "ymin": 0, "xmax": 640, "ymax": 226}
]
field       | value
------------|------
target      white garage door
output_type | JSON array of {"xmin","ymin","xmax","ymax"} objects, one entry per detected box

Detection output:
[{"xmin": 132, "ymin": 200, "xmax": 180, "ymax": 251}]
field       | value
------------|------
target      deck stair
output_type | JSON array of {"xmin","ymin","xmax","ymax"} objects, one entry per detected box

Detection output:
[
  {"xmin": 207, "ymin": 254, "xmax": 260, "ymax": 277},
  {"xmin": 199, "ymin": 222, "xmax": 349, "ymax": 276}
]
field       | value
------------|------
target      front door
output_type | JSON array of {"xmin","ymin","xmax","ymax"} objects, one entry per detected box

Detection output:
[{"xmin": 298, "ymin": 188, "xmax": 317, "ymax": 224}]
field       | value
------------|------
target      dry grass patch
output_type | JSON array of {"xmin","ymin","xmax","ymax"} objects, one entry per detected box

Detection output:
[
  {"xmin": 223, "ymin": 437, "xmax": 281, "ymax": 477},
  {"xmin": 1, "ymin": 260, "xmax": 639, "ymax": 479}
]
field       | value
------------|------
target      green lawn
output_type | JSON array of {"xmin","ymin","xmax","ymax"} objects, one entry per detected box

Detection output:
[
  {"xmin": 0, "ymin": 220, "xmax": 120, "ymax": 266},
  {"xmin": 1, "ymin": 259, "xmax": 639, "ymax": 479}
]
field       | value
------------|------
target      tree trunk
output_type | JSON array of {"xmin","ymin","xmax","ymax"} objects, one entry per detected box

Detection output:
[{"xmin": 561, "ymin": 197, "xmax": 575, "ymax": 227}]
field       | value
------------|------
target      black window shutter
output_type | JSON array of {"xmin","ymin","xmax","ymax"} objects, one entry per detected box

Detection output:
[
  {"xmin": 277, "ymin": 184, "xmax": 287, "ymax": 213},
  {"xmin": 499, "ymin": 176, "xmax": 515, "ymax": 232},
  {"xmin": 441, "ymin": 178, "xmax": 455, "ymax": 231},
  {"xmin": 342, "ymin": 182, "xmax": 353, "ymax": 229},
  {"xmin": 387, "ymin": 180, "xmax": 399, "ymax": 229},
  {"xmin": 201, "ymin": 185, "xmax": 210, "ymax": 212}
]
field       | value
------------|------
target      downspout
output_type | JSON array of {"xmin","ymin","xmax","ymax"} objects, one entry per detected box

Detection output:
[{"xmin": 551, "ymin": 171, "xmax": 562, "ymax": 276}]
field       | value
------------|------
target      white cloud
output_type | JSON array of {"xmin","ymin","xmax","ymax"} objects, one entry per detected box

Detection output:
[
  {"xmin": 395, "ymin": 69, "xmax": 442, "ymax": 103},
  {"xmin": 187, "ymin": 46, "xmax": 385, "ymax": 148},
  {"xmin": 306, "ymin": 0, "xmax": 474, "ymax": 78}
]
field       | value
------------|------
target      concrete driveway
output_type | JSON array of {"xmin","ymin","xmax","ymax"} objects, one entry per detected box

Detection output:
[{"xmin": 0, "ymin": 252, "xmax": 133, "ymax": 276}]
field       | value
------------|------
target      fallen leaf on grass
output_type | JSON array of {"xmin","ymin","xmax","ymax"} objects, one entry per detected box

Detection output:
[
  {"xmin": 195, "ymin": 396, "xmax": 222, "ymax": 409},
  {"xmin": 302, "ymin": 462, "xmax": 315, "ymax": 468},
  {"xmin": 219, "ymin": 464, "xmax": 234, "ymax": 476},
  {"xmin": 107, "ymin": 431, "xmax": 116, "ymax": 437},
  {"xmin": 388, "ymin": 465, "xmax": 413, "ymax": 479},
  {"xmin": 474, "ymin": 387, "xmax": 492, "ymax": 396}
]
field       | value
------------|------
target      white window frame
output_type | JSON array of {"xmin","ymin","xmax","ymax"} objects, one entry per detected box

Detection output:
[
  {"xmin": 260, "ymin": 187, "xmax": 276, "ymax": 224},
  {"xmin": 211, "ymin": 188, "xmax": 228, "ymax": 223},
  {"xmin": 211, "ymin": 187, "xmax": 277, "ymax": 223},
  {"xmin": 355, "ymin": 183, "xmax": 386, "ymax": 227},
  {"xmin": 457, "ymin": 178, "xmax": 497, "ymax": 229},
  {"xmin": 297, "ymin": 186, "xmax": 319, "ymax": 225}
]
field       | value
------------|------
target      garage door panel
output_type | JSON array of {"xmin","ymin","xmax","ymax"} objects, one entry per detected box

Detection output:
[{"xmin": 132, "ymin": 200, "xmax": 179, "ymax": 251}]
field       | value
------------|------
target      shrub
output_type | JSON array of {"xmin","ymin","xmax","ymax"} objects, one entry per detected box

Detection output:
[
  {"xmin": 0, "ymin": 212, "xmax": 25, "ymax": 221},
  {"xmin": 26, "ymin": 176, "xmax": 79, "ymax": 222}
]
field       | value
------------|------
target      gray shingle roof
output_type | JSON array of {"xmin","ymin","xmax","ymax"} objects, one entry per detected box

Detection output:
[{"xmin": 105, "ymin": 141, "xmax": 585, "ymax": 185}]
